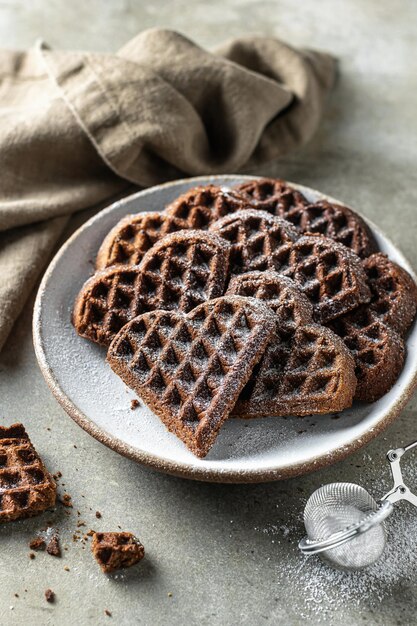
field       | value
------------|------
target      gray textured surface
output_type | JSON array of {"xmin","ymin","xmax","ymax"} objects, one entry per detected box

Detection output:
[{"xmin": 1, "ymin": 1, "xmax": 417, "ymax": 625}]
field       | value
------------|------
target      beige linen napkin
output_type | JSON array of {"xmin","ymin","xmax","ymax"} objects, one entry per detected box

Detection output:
[{"xmin": 0, "ymin": 28, "xmax": 336, "ymax": 352}]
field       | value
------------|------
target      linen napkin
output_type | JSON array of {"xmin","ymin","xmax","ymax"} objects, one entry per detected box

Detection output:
[{"xmin": 0, "ymin": 28, "xmax": 336, "ymax": 352}]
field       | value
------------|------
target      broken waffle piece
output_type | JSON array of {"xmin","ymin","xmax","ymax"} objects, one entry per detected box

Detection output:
[
  {"xmin": 91, "ymin": 532, "xmax": 145, "ymax": 573},
  {"xmin": 227, "ymin": 273, "xmax": 356, "ymax": 417},
  {"xmin": 107, "ymin": 296, "xmax": 277, "ymax": 457},
  {"xmin": 234, "ymin": 178, "xmax": 378, "ymax": 258},
  {"xmin": 96, "ymin": 211, "xmax": 187, "ymax": 269},
  {"xmin": 165, "ymin": 184, "xmax": 248, "ymax": 229},
  {"xmin": 73, "ymin": 230, "xmax": 230, "ymax": 346},
  {"xmin": 363, "ymin": 253, "xmax": 417, "ymax": 336},
  {"xmin": 0, "ymin": 424, "xmax": 56, "ymax": 523}
]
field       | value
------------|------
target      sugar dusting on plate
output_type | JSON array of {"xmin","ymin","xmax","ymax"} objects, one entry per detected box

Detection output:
[{"xmin": 256, "ymin": 449, "xmax": 417, "ymax": 623}]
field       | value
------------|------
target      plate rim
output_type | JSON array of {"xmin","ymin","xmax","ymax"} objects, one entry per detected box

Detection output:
[{"xmin": 33, "ymin": 175, "xmax": 417, "ymax": 483}]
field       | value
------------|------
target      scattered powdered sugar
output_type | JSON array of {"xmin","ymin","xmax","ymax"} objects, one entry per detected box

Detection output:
[{"xmin": 256, "ymin": 448, "xmax": 417, "ymax": 623}]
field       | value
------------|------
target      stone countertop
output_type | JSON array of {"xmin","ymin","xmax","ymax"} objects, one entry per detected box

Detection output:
[{"xmin": 1, "ymin": 1, "xmax": 417, "ymax": 625}]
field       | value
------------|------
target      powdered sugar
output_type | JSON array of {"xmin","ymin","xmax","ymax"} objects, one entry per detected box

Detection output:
[{"xmin": 256, "ymin": 448, "xmax": 417, "ymax": 623}]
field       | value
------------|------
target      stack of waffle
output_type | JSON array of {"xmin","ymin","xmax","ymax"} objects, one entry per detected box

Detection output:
[{"xmin": 73, "ymin": 179, "xmax": 417, "ymax": 457}]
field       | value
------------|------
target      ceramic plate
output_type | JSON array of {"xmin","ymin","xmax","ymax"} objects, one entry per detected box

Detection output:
[{"xmin": 33, "ymin": 176, "xmax": 417, "ymax": 483}]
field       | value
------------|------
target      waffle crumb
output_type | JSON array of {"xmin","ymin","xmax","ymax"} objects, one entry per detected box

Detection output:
[
  {"xmin": 46, "ymin": 534, "xmax": 61, "ymax": 557},
  {"xmin": 130, "ymin": 399, "xmax": 140, "ymax": 410},
  {"xmin": 45, "ymin": 589, "xmax": 55, "ymax": 604},
  {"xmin": 29, "ymin": 537, "xmax": 46, "ymax": 551},
  {"xmin": 60, "ymin": 494, "xmax": 73, "ymax": 508},
  {"xmin": 92, "ymin": 532, "xmax": 145, "ymax": 574}
]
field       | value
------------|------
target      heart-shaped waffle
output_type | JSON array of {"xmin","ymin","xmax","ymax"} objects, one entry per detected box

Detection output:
[
  {"xmin": 363, "ymin": 253, "xmax": 417, "ymax": 336},
  {"xmin": 227, "ymin": 273, "xmax": 356, "ymax": 417},
  {"xmin": 0, "ymin": 424, "xmax": 56, "ymax": 522},
  {"xmin": 279, "ymin": 236, "xmax": 371, "ymax": 323},
  {"xmin": 234, "ymin": 178, "xmax": 378, "ymax": 258},
  {"xmin": 329, "ymin": 307, "xmax": 405, "ymax": 402},
  {"xmin": 234, "ymin": 323, "xmax": 356, "ymax": 418},
  {"xmin": 96, "ymin": 212, "xmax": 187, "ymax": 269},
  {"xmin": 297, "ymin": 200, "xmax": 378, "ymax": 259},
  {"xmin": 165, "ymin": 185, "xmax": 248, "ymax": 229},
  {"xmin": 107, "ymin": 296, "xmax": 277, "ymax": 457},
  {"xmin": 73, "ymin": 231, "xmax": 230, "ymax": 346},
  {"xmin": 227, "ymin": 271, "xmax": 313, "ymax": 337},
  {"xmin": 210, "ymin": 209, "xmax": 299, "ymax": 274},
  {"xmin": 235, "ymin": 178, "xmax": 309, "ymax": 219},
  {"xmin": 212, "ymin": 211, "xmax": 370, "ymax": 323}
]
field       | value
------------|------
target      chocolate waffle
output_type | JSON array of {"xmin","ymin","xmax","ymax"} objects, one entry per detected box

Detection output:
[
  {"xmin": 213, "ymin": 213, "xmax": 371, "ymax": 323},
  {"xmin": 329, "ymin": 308, "xmax": 405, "ymax": 402},
  {"xmin": 165, "ymin": 185, "xmax": 248, "ymax": 229},
  {"xmin": 107, "ymin": 296, "xmax": 277, "ymax": 457},
  {"xmin": 92, "ymin": 532, "xmax": 145, "ymax": 573},
  {"xmin": 234, "ymin": 323, "xmax": 356, "ymax": 418},
  {"xmin": 235, "ymin": 177, "xmax": 308, "ymax": 216},
  {"xmin": 227, "ymin": 271, "xmax": 313, "ymax": 336},
  {"xmin": 363, "ymin": 253, "xmax": 417, "ymax": 336},
  {"xmin": 234, "ymin": 179, "xmax": 378, "ymax": 258},
  {"xmin": 73, "ymin": 231, "xmax": 230, "ymax": 346},
  {"xmin": 279, "ymin": 235, "xmax": 371, "ymax": 323},
  {"xmin": 210, "ymin": 209, "xmax": 299, "ymax": 274},
  {"xmin": 96, "ymin": 212, "xmax": 187, "ymax": 269},
  {"xmin": 227, "ymin": 274, "xmax": 356, "ymax": 417},
  {"xmin": 297, "ymin": 201, "xmax": 378, "ymax": 259},
  {"xmin": 0, "ymin": 424, "xmax": 56, "ymax": 522}
]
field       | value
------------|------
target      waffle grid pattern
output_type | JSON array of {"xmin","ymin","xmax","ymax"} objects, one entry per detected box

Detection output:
[
  {"xmin": 74, "ymin": 231, "xmax": 229, "ymax": 346},
  {"xmin": 363, "ymin": 253, "xmax": 417, "ymax": 336},
  {"xmin": 96, "ymin": 212, "xmax": 187, "ymax": 269},
  {"xmin": 329, "ymin": 307, "xmax": 405, "ymax": 402},
  {"xmin": 234, "ymin": 179, "xmax": 378, "ymax": 258},
  {"xmin": 166, "ymin": 185, "xmax": 248, "ymax": 229},
  {"xmin": 92, "ymin": 532, "xmax": 145, "ymax": 573},
  {"xmin": 211, "ymin": 209, "xmax": 299, "ymax": 275},
  {"xmin": 227, "ymin": 272, "xmax": 313, "ymax": 337},
  {"xmin": 227, "ymin": 275, "xmax": 355, "ymax": 417},
  {"xmin": 0, "ymin": 425, "xmax": 56, "ymax": 522},
  {"xmin": 108, "ymin": 297, "xmax": 276, "ymax": 456},
  {"xmin": 213, "ymin": 215, "xmax": 370, "ymax": 322}
]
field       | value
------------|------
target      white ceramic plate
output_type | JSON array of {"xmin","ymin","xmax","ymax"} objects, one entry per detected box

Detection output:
[{"xmin": 33, "ymin": 176, "xmax": 417, "ymax": 483}]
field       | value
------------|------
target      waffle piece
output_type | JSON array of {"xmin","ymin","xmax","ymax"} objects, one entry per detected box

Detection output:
[
  {"xmin": 227, "ymin": 271, "xmax": 313, "ymax": 336},
  {"xmin": 210, "ymin": 209, "xmax": 299, "ymax": 275},
  {"xmin": 363, "ymin": 253, "xmax": 417, "ymax": 336},
  {"xmin": 107, "ymin": 296, "xmax": 277, "ymax": 457},
  {"xmin": 213, "ymin": 215, "xmax": 371, "ymax": 323},
  {"xmin": 91, "ymin": 532, "xmax": 145, "ymax": 573},
  {"xmin": 227, "ymin": 271, "xmax": 356, "ymax": 417},
  {"xmin": 0, "ymin": 424, "xmax": 56, "ymax": 522},
  {"xmin": 165, "ymin": 185, "xmax": 248, "ymax": 229},
  {"xmin": 297, "ymin": 201, "xmax": 378, "ymax": 259},
  {"xmin": 234, "ymin": 177, "xmax": 309, "ymax": 218},
  {"xmin": 234, "ymin": 323, "xmax": 356, "ymax": 418},
  {"xmin": 73, "ymin": 231, "xmax": 230, "ymax": 346},
  {"xmin": 96, "ymin": 212, "xmax": 187, "ymax": 269},
  {"xmin": 329, "ymin": 308, "xmax": 405, "ymax": 402},
  {"xmin": 234, "ymin": 179, "xmax": 378, "ymax": 258}
]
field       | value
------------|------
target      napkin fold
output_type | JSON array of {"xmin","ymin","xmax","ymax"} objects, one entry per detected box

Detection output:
[{"xmin": 0, "ymin": 28, "xmax": 336, "ymax": 352}]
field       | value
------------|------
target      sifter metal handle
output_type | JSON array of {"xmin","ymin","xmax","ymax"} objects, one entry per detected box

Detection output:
[{"xmin": 382, "ymin": 440, "xmax": 417, "ymax": 507}]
